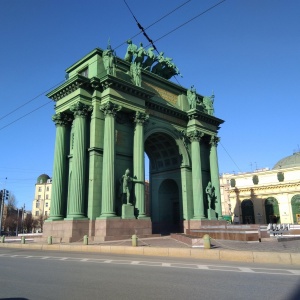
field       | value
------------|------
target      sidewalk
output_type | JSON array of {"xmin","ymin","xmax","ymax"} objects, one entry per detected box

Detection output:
[{"xmin": 1, "ymin": 235, "xmax": 300, "ymax": 266}]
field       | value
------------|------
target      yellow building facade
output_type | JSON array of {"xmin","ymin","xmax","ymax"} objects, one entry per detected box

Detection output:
[{"xmin": 220, "ymin": 152, "xmax": 300, "ymax": 225}]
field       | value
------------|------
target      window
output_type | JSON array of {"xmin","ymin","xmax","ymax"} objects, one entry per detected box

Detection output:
[
  {"xmin": 38, "ymin": 187, "xmax": 42, "ymax": 192},
  {"xmin": 45, "ymin": 211, "xmax": 48, "ymax": 216},
  {"xmin": 45, "ymin": 202, "xmax": 48, "ymax": 208},
  {"xmin": 80, "ymin": 67, "xmax": 88, "ymax": 77},
  {"xmin": 35, "ymin": 211, "xmax": 39, "ymax": 216},
  {"xmin": 46, "ymin": 194, "xmax": 48, "ymax": 200},
  {"xmin": 36, "ymin": 202, "xmax": 40, "ymax": 208},
  {"xmin": 46, "ymin": 186, "xmax": 49, "ymax": 191},
  {"xmin": 38, "ymin": 195, "xmax": 41, "ymax": 200}
]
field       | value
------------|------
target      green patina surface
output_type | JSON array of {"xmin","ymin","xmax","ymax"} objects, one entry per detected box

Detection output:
[{"xmin": 46, "ymin": 44, "xmax": 224, "ymax": 236}]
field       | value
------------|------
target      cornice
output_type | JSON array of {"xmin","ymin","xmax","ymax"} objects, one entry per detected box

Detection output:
[
  {"xmin": 229, "ymin": 182, "xmax": 300, "ymax": 194},
  {"xmin": 145, "ymin": 100, "xmax": 188, "ymax": 122},
  {"xmin": 99, "ymin": 75, "xmax": 155, "ymax": 101},
  {"xmin": 47, "ymin": 75, "xmax": 90, "ymax": 101},
  {"xmin": 187, "ymin": 109, "xmax": 224, "ymax": 127}
]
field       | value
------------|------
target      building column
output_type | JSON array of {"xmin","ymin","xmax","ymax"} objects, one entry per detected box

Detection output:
[
  {"xmin": 209, "ymin": 136, "xmax": 222, "ymax": 219},
  {"xmin": 99, "ymin": 102, "xmax": 122, "ymax": 219},
  {"xmin": 48, "ymin": 112, "xmax": 72, "ymax": 221},
  {"xmin": 189, "ymin": 130, "xmax": 206, "ymax": 220},
  {"xmin": 66, "ymin": 102, "xmax": 92, "ymax": 220},
  {"xmin": 133, "ymin": 112, "xmax": 149, "ymax": 219}
]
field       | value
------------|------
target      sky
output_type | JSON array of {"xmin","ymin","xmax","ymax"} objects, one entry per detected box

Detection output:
[{"xmin": 0, "ymin": 0, "xmax": 299, "ymax": 211}]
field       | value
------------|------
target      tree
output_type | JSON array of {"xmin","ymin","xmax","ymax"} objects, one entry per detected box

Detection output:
[
  {"xmin": 38, "ymin": 214, "xmax": 48, "ymax": 232},
  {"xmin": 23, "ymin": 213, "xmax": 38, "ymax": 233},
  {"xmin": 7, "ymin": 193, "xmax": 17, "ymax": 210}
]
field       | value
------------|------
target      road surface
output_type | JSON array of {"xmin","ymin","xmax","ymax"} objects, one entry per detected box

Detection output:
[{"xmin": 0, "ymin": 248, "xmax": 299, "ymax": 300}]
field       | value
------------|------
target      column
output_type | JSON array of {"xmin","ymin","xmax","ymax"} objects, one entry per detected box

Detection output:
[
  {"xmin": 209, "ymin": 136, "xmax": 222, "ymax": 219},
  {"xmin": 189, "ymin": 130, "xmax": 206, "ymax": 220},
  {"xmin": 99, "ymin": 102, "xmax": 122, "ymax": 219},
  {"xmin": 66, "ymin": 102, "xmax": 92, "ymax": 219},
  {"xmin": 133, "ymin": 112, "xmax": 149, "ymax": 219},
  {"xmin": 48, "ymin": 112, "xmax": 72, "ymax": 221}
]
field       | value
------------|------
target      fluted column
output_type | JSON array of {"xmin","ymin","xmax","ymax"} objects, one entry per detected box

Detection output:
[
  {"xmin": 189, "ymin": 130, "xmax": 206, "ymax": 220},
  {"xmin": 99, "ymin": 102, "xmax": 122, "ymax": 219},
  {"xmin": 209, "ymin": 136, "xmax": 222, "ymax": 219},
  {"xmin": 66, "ymin": 102, "xmax": 92, "ymax": 219},
  {"xmin": 133, "ymin": 112, "xmax": 149, "ymax": 219},
  {"xmin": 48, "ymin": 112, "xmax": 72, "ymax": 221}
]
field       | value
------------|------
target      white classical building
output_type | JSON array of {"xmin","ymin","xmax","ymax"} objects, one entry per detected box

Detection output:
[{"xmin": 220, "ymin": 152, "xmax": 300, "ymax": 225}]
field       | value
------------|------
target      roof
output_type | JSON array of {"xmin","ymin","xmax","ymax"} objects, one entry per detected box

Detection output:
[{"xmin": 273, "ymin": 152, "xmax": 300, "ymax": 169}]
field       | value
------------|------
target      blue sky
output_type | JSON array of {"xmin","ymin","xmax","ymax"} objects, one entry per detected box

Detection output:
[{"xmin": 0, "ymin": 0, "xmax": 299, "ymax": 211}]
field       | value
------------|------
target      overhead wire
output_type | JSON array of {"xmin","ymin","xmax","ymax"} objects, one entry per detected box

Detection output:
[{"xmin": 0, "ymin": 0, "xmax": 226, "ymax": 132}]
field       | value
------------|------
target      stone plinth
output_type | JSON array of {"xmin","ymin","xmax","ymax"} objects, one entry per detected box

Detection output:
[
  {"xmin": 183, "ymin": 220, "xmax": 227, "ymax": 233},
  {"xmin": 122, "ymin": 204, "xmax": 135, "ymax": 219},
  {"xmin": 44, "ymin": 220, "xmax": 89, "ymax": 243},
  {"xmin": 94, "ymin": 218, "xmax": 152, "ymax": 241},
  {"xmin": 44, "ymin": 219, "xmax": 153, "ymax": 242}
]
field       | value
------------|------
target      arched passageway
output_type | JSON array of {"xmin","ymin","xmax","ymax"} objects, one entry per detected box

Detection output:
[
  {"xmin": 291, "ymin": 195, "xmax": 300, "ymax": 224},
  {"xmin": 241, "ymin": 199, "xmax": 255, "ymax": 224},
  {"xmin": 265, "ymin": 197, "xmax": 280, "ymax": 224},
  {"xmin": 145, "ymin": 132, "xmax": 183, "ymax": 234}
]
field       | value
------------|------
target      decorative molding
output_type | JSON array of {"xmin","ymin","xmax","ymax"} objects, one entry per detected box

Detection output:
[
  {"xmin": 133, "ymin": 111, "xmax": 149, "ymax": 125},
  {"xmin": 100, "ymin": 101, "xmax": 122, "ymax": 117},
  {"xmin": 52, "ymin": 112, "xmax": 73, "ymax": 126},
  {"xmin": 47, "ymin": 75, "xmax": 90, "ymax": 101},
  {"xmin": 209, "ymin": 135, "xmax": 220, "ymax": 147},
  {"xmin": 188, "ymin": 130, "xmax": 204, "ymax": 142},
  {"xmin": 100, "ymin": 75, "xmax": 154, "ymax": 100},
  {"xmin": 229, "ymin": 182, "xmax": 300, "ymax": 194},
  {"xmin": 70, "ymin": 102, "xmax": 93, "ymax": 117}
]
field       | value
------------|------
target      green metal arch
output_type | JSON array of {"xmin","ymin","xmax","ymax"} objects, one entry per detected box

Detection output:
[{"xmin": 145, "ymin": 127, "xmax": 191, "ymax": 168}]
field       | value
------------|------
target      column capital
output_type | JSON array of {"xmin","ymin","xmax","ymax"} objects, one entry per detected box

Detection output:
[
  {"xmin": 52, "ymin": 112, "xmax": 73, "ymax": 127},
  {"xmin": 133, "ymin": 111, "xmax": 149, "ymax": 125},
  {"xmin": 188, "ymin": 130, "xmax": 204, "ymax": 142},
  {"xmin": 209, "ymin": 135, "xmax": 220, "ymax": 146},
  {"xmin": 100, "ymin": 102, "xmax": 122, "ymax": 117},
  {"xmin": 70, "ymin": 102, "xmax": 93, "ymax": 117}
]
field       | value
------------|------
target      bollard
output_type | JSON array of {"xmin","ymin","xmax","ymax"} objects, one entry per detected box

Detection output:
[
  {"xmin": 131, "ymin": 234, "xmax": 138, "ymax": 247},
  {"xmin": 48, "ymin": 236, "xmax": 52, "ymax": 245},
  {"xmin": 21, "ymin": 236, "xmax": 25, "ymax": 244},
  {"xmin": 1, "ymin": 236, "xmax": 5, "ymax": 243},
  {"xmin": 83, "ymin": 235, "xmax": 88, "ymax": 245},
  {"xmin": 203, "ymin": 234, "xmax": 211, "ymax": 249}
]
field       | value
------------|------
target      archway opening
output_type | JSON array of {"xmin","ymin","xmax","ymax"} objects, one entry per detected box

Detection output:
[
  {"xmin": 145, "ymin": 132, "xmax": 183, "ymax": 234},
  {"xmin": 291, "ymin": 195, "xmax": 300, "ymax": 224},
  {"xmin": 265, "ymin": 197, "xmax": 279, "ymax": 224},
  {"xmin": 241, "ymin": 199, "xmax": 255, "ymax": 224}
]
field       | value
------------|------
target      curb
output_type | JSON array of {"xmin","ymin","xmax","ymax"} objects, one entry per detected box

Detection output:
[{"xmin": 1, "ymin": 243, "xmax": 300, "ymax": 265}]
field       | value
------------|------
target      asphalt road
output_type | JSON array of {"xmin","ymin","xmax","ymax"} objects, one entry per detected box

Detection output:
[{"xmin": 0, "ymin": 248, "xmax": 299, "ymax": 300}]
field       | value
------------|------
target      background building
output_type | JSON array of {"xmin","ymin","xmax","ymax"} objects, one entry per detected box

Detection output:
[
  {"xmin": 220, "ymin": 152, "xmax": 300, "ymax": 225},
  {"xmin": 32, "ymin": 174, "xmax": 52, "ymax": 221}
]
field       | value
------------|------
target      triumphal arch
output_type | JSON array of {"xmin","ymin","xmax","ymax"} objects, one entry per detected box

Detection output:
[{"xmin": 44, "ymin": 41, "xmax": 224, "ymax": 241}]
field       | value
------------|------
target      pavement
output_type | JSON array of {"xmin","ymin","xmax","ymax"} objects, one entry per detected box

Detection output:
[{"xmin": 1, "ymin": 235, "xmax": 300, "ymax": 266}]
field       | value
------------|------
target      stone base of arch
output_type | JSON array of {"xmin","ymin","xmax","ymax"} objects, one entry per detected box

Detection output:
[
  {"xmin": 183, "ymin": 220, "xmax": 228, "ymax": 234},
  {"xmin": 43, "ymin": 219, "xmax": 153, "ymax": 243}
]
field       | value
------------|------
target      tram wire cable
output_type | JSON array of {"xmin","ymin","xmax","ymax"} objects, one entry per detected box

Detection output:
[{"xmin": 0, "ymin": 0, "xmax": 226, "ymax": 132}]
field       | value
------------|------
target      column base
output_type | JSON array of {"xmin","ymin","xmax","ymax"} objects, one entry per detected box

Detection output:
[
  {"xmin": 192, "ymin": 216, "xmax": 207, "ymax": 220},
  {"xmin": 97, "ymin": 214, "xmax": 120, "ymax": 220},
  {"xmin": 45, "ymin": 216, "xmax": 64, "ymax": 221},
  {"xmin": 64, "ymin": 215, "xmax": 88, "ymax": 221}
]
